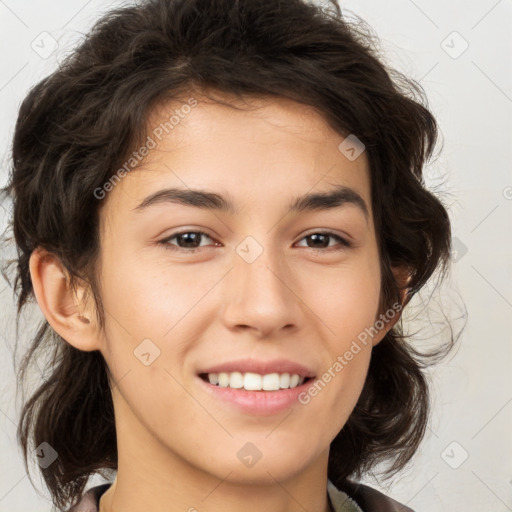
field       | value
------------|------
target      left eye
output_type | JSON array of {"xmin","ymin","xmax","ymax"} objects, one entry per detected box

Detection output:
[
  {"xmin": 158, "ymin": 230, "xmax": 351, "ymax": 252},
  {"xmin": 295, "ymin": 232, "xmax": 351, "ymax": 250}
]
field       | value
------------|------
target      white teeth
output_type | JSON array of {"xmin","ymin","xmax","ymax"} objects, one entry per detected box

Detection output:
[
  {"xmin": 218, "ymin": 372, "xmax": 229, "ymax": 387},
  {"xmin": 229, "ymin": 371, "xmax": 244, "ymax": 389},
  {"xmin": 279, "ymin": 373, "xmax": 290, "ymax": 389},
  {"xmin": 290, "ymin": 374, "xmax": 300, "ymax": 388},
  {"xmin": 262, "ymin": 373, "xmax": 280, "ymax": 390},
  {"xmin": 206, "ymin": 372, "xmax": 306, "ymax": 390},
  {"xmin": 244, "ymin": 372, "xmax": 262, "ymax": 390},
  {"xmin": 208, "ymin": 373, "xmax": 219, "ymax": 385}
]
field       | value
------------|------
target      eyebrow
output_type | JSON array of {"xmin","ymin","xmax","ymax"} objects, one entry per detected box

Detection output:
[{"xmin": 134, "ymin": 185, "xmax": 369, "ymax": 222}]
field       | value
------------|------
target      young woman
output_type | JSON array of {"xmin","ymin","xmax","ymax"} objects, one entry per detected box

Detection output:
[{"xmin": 4, "ymin": 0, "xmax": 454, "ymax": 511}]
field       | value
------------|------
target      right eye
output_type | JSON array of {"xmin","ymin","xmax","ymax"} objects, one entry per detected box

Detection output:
[{"xmin": 158, "ymin": 230, "xmax": 220, "ymax": 253}]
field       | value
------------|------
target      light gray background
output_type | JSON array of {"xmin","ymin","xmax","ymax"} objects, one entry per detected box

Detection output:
[{"xmin": 0, "ymin": 1, "xmax": 511, "ymax": 511}]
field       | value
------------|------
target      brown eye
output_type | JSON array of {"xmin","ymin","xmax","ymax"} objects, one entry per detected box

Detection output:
[
  {"xmin": 159, "ymin": 230, "xmax": 217, "ymax": 251},
  {"xmin": 296, "ymin": 232, "xmax": 351, "ymax": 250}
]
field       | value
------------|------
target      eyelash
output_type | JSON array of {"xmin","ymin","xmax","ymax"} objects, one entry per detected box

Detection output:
[{"xmin": 157, "ymin": 230, "xmax": 352, "ymax": 253}]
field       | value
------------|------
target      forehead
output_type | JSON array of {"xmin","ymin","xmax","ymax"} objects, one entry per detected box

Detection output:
[
  {"xmin": 102, "ymin": 93, "xmax": 372, "ymax": 222},
  {"xmin": 149, "ymin": 93, "xmax": 360, "ymax": 156}
]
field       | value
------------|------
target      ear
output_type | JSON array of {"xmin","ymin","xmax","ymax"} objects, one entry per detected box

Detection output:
[
  {"xmin": 393, "ymin": 264, "xmax": 412, "ymax": 307},
  {"xmin": 371, "ymin": 265, "xmax": 411, "ymax": 347},
  {"xmin": 29, "ymin": 247, "xmax": 103, "ymax": 352}
]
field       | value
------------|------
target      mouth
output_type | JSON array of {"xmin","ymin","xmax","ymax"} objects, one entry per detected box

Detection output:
[
  {"xmin": 196, "ymin": 371, "xmax": 316, "ymax": 415},
  {"xmin": 198, "ymin": 372, "xmax": 314, "ymax": 391},
  {"xmin": 195, "ymin": 358, "xmax": 317, "ymax": 414}
]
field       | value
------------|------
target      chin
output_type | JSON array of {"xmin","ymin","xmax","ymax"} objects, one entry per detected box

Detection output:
[{"xmin": 203, "ymin": 441, "xmax": 320, "ymax": 484}]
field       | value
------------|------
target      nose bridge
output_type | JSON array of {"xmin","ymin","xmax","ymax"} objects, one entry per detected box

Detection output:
[{"xmin": 222, "ymin": 235, "xmax": 301, "ymax": 335}]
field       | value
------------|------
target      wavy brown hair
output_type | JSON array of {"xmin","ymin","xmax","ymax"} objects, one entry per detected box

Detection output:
[{"xmin": 2, "ymin": 0, "xmax": 458, "ymax": 509}]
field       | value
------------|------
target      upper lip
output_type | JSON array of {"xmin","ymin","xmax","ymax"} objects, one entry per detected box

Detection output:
[{"xmin": 197, "ymin": 358, "xmax": 316, "ymax": 378}]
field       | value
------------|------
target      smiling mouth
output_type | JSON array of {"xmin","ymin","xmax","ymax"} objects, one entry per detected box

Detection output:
[{"xmin": 198, "ymin": 372, "xmax": 314, "ymax": 391}]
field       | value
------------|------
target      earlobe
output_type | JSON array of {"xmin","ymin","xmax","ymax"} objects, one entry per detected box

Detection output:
[{"xmin": 29, "ymin": 247, "xmax": 102, "ymax": 352}]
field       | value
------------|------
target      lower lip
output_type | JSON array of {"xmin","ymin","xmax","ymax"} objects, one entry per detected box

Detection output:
[{"xmin": 197, "ymin": 376, "xmax": 315, "ymax": 415}]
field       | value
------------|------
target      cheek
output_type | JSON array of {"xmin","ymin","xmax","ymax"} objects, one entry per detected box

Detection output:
[
  {"xmin": 293, "ymin": 254, "xmax": 380, "ymax": 430},
  {"xmin": 98, "ymin": 247, "xmax": 197, "ymax": 333},
  {"xmin": 96, "ymin": 255, "xmax": 206, "ymax": 436},
  {"xmin": 303, "ymin": 253, "xmax": 381, "ymax": 344},
  {"xmin": 97, "ymin": 250, "xmax": 224, "ymax": 382}
]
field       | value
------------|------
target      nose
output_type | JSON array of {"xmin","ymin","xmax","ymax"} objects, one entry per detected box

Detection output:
[{"xmin": 221, "ymin": 243, "xmax": 303, "ymax": 338}]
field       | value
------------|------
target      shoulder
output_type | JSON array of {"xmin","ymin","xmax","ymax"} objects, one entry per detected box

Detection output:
[
  {"xmin": 328, "ymin": 479, "xmax": 415, "ymax": 512},
  {"xmin": 64, "ymin": 483, "xmax": 112, "ymax": 512}
]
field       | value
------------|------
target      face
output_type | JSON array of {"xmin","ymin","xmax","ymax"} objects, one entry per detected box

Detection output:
[{"xmin": 95, "ymin": 93, "xmax": 388, "ymax": 485}]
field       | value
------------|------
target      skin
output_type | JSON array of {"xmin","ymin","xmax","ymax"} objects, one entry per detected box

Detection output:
[{"xmin": 30, "ymin": 93, "xmax": 406, "ymax": 512}]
